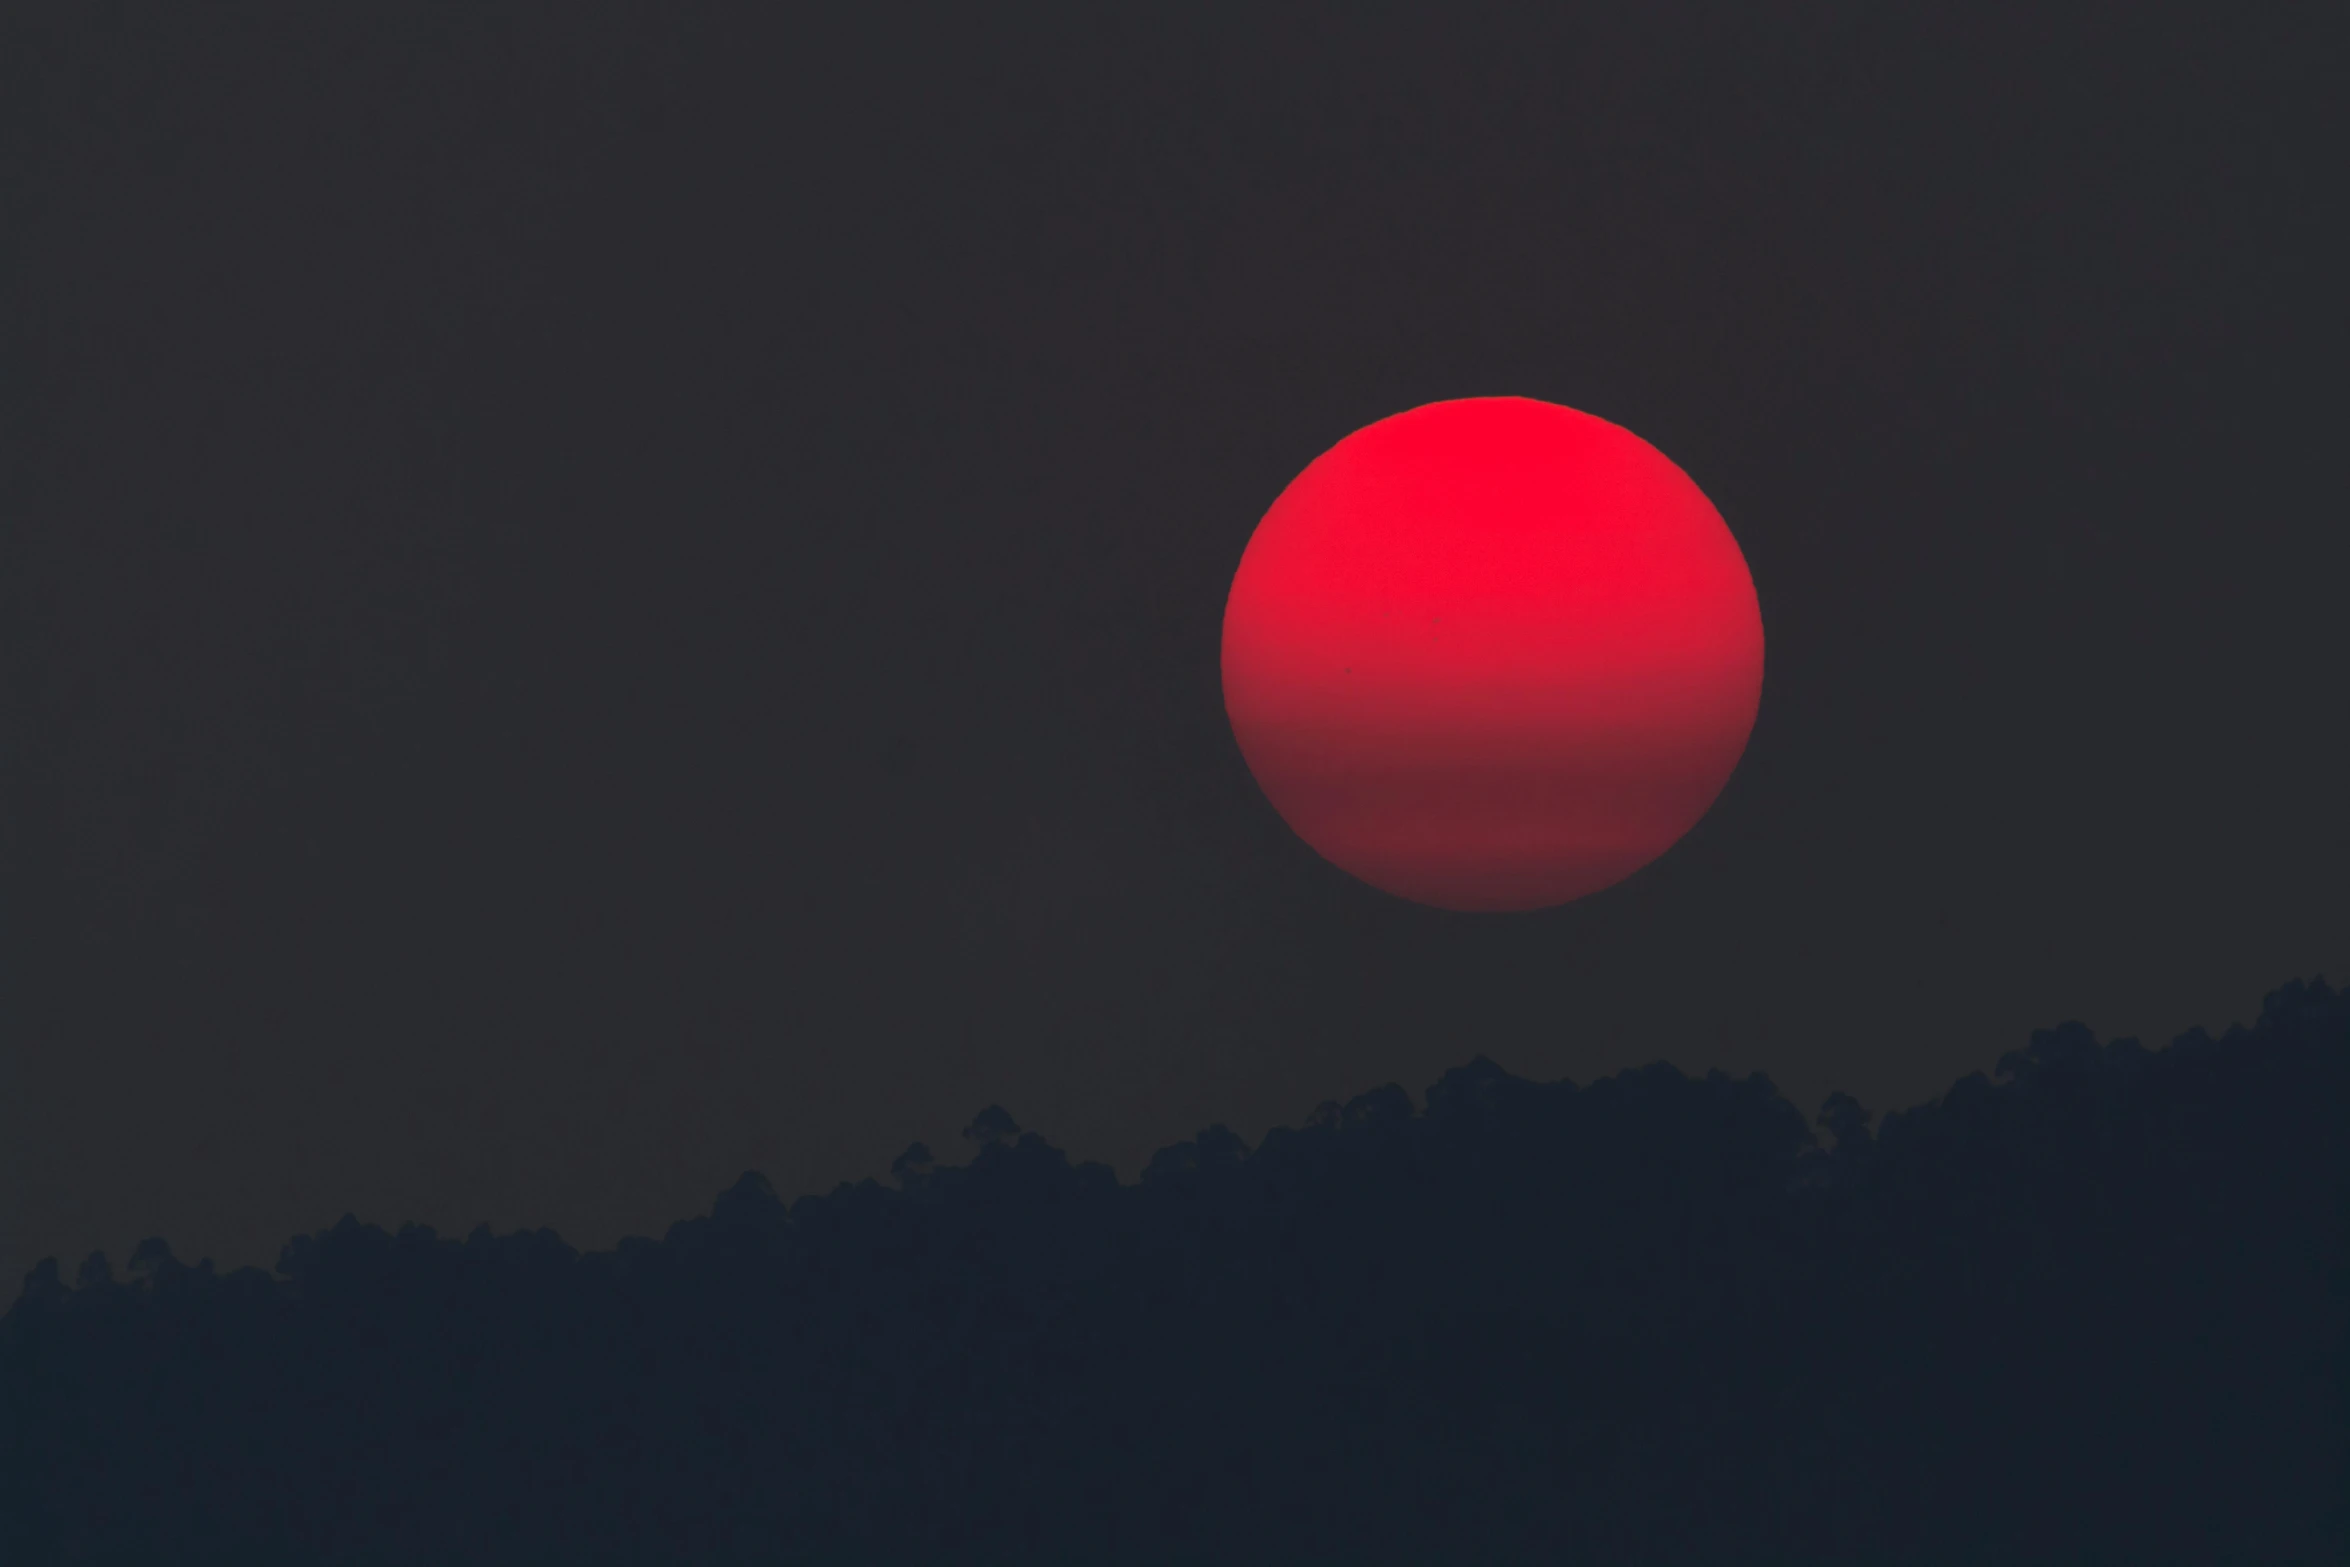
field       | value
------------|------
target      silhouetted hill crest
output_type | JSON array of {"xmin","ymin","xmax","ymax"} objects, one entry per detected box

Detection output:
[{"xmin": 5, "ymin": 976, "xmax": 2342, "ymax": 1564}]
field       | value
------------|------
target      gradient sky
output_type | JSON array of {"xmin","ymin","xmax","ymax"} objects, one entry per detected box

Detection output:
[{"xmin": 6, "ymin": 2, "xmax": 2343, "ymax": 1289}]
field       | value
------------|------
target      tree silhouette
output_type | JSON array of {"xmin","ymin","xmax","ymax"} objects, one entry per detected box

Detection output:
[{"xmin": 4, "ymin": 976, "xmax": 2342, "ymax": 1564}]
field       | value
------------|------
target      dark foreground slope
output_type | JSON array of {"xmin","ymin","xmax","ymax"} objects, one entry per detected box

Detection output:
[{"xmin": 5, "ymin": 979, "xmax": 2344, "ymax": 1565}]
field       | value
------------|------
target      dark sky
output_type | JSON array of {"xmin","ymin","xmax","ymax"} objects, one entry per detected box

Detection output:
[{"xmin": 6, "ymin": 2, "xmax": 2342, "ymax": 1290}]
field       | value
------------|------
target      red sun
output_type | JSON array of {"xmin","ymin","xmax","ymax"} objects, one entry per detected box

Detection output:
[{"xmin": 1220, "ymin": 397, "xmax": 1763, "ymax": 913}]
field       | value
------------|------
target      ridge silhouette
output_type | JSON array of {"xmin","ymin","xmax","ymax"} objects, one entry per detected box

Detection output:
[{"xmin": 3, "ymin": 978, "xmax": 2342, "ymax": 1564}]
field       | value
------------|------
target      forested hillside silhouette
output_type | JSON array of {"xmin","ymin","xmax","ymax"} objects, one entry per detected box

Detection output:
[{"xmin": 6, "ymin": 978, "xmax": 2343, "ymax": 1565}]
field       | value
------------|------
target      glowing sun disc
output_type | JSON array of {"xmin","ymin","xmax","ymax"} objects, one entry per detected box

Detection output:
[{"xmin": 1220, "ymin": 396, "xmax": 1764, "ymax": 912}]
